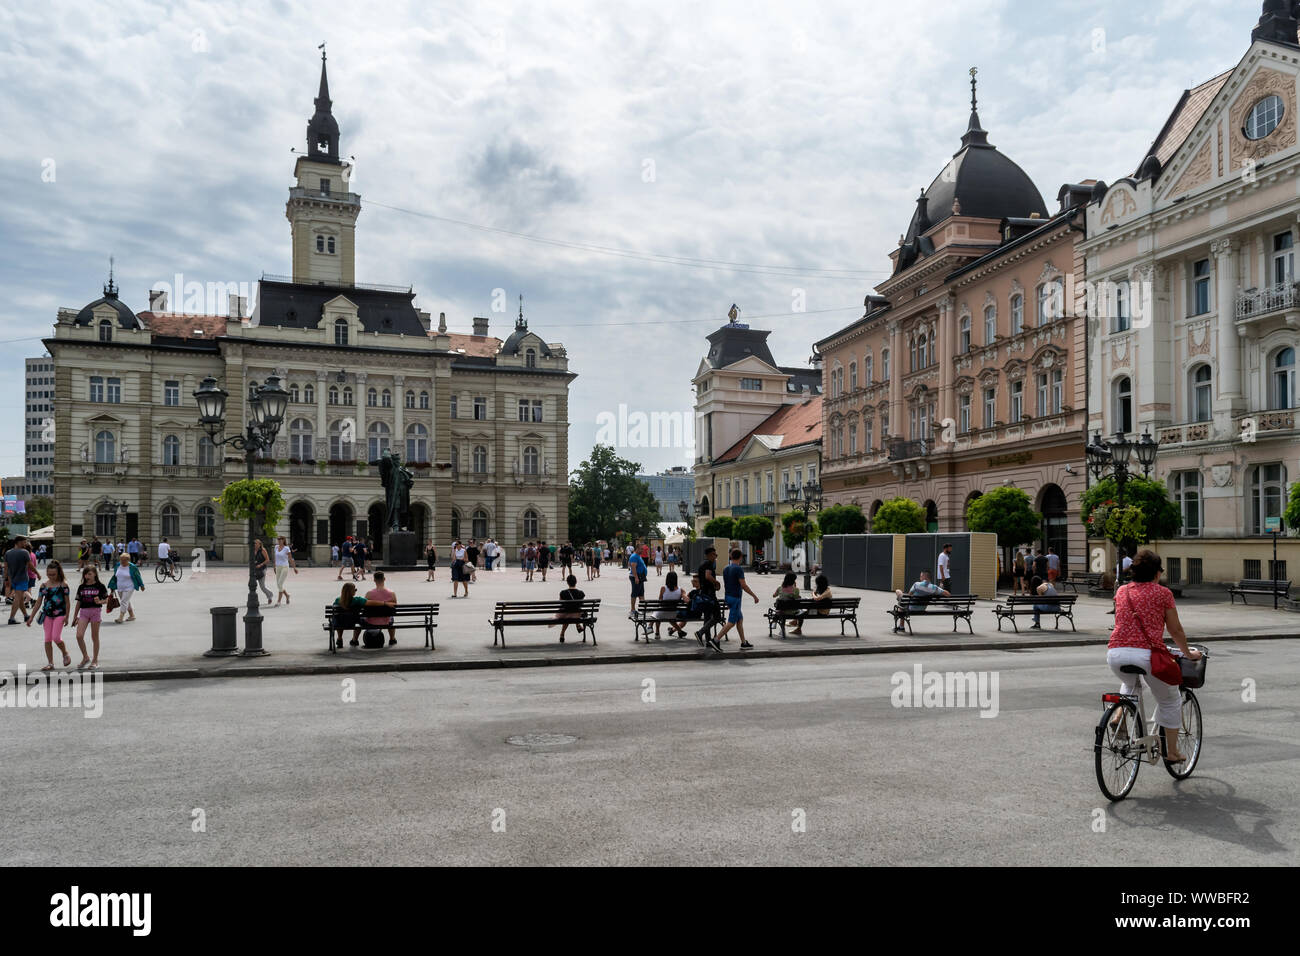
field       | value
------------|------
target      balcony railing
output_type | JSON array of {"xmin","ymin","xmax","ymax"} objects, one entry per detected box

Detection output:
[
  {"xmin": 92, "ymin": 462, "xmax": 118, "ymax": 475},
  {"xmin": 286, "ymin": 187, "xmax": 360, "ymax": 205},
  {"xmin": 1236, "ymin": 282, "xmax": 1299, "ymax": 321},
  {"xmin": 732, "ymin": 503, "xmax": 775, "ymax": 517},
  {"xmin": 887, "ymin": 438, "xmax": 930, "ymax": 461}
]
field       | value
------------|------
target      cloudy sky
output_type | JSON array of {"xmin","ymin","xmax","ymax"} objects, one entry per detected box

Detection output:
[{"xmin": 0, "ymin": 0, "xmax": 1266, "ymax": 481}]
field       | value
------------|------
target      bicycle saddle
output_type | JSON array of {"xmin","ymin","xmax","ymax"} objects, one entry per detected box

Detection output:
[{"xmin": 1119, "ymin": 664, "xmax": 1146, "ymax": 675}]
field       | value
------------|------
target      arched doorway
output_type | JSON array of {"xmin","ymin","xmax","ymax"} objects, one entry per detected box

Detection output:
[
  {"xmin": 329, "ymin": 502, "xmax": 353, "ymax": 547},
  {"xmin": 410, "ymin": 503, "xmax": 429, "ymax": 545},
  {"xmin": 924, "ymin": 500, "xmax": 939, "ymax": 533},
  {"xmin": 367, "ymin": 502, "xmax": 386, "ymax": 559},
  {"xmin": 869, "ymin": 499, "xmax": 884, "ymax": 532},
  {"xmin": 288, "ymin": 502, "xmax": 314, "ymax": 560},
  {"xmin": 963, "ymin": 490, "xmax": 983, "ymax": 530},
  {"xmin": 1039, "ymin": 483, "xmax": 1069, "ymax": 574}
]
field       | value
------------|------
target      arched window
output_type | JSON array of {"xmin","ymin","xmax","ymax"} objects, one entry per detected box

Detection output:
[
  {"xmin": 289, "ymin": 418, "xmax": 313, "ymax": 460},
  {"xmin": 959, "ymin": 314, "xmax": 971, "ymax": 353},
  {"xmin": 198, "ymin": 435, "xmax": 217, "ymax": 467},
  {"xmin": 1010, "ymin": 294, "xmax": 1024, "ymax": 335},
  {"xmin": 404, "ymin": 390, "xmax": 415, "ymax": 409},
  {"xmin": 848, "ymin": 362, "xmax": 858, "ymax": 391},
  {"xmin": 328, "ymin": 386, "xmax": 339, "ymax": 405},
  {"xmin": 1249, "ymin": 463, "xmax": 1286, "ymax": 534},
  {"xmin": 917, "ymin": 332, "xmax": 928, "ymax": 369},
  {"xmin": 289, "ymin": 383, "xmax": 300, "ymax": 403},
  {"xmin": 472, "ymin": 509, "xmax": 488, "ymax": 539},
  {"xmin": 1271, "ymin": 347, "xmax": 1295, "ymax": 409},
  {"xmin": 95, "ymin": 503, "xmax": 117, "ymax": 538},
  {"xmin": 366, "ymin": 421, "xmax": 391, "ymax": 460},
  {"xmin": 985, "ymin": 304, "xmax": 997, "ymax": 343},
  {"xmin": 450, "ymin": 510, "xmax": 461, "ymax": 540},
  {"xmin": 162, "ymin": 434, "xmax": 180, "ymax": 466},
  {"xmin": 334, "ymin": 318, "xmax": 348, "ymax": 346},
  {"xmin": 304, "ymin": 383, "xmax": 315, "ymax": 404},
  {"xmin": 525, "ymin": 348, "xmax": 536, "ymax": 368},
  {"xmin": 1111, "ymin": 280, "xmax": 1131, "ymax": 332},
  {"xmin": 327, "ymin": 236, "xmax": 336, "ymax": 254},
  {"xmin": 328, "ymin": 420, "xmax": 353, "ymax": 460},
  {"xmin": 1190, "ymin": 364, "xmax": 1212, "ymax": 423},
  {"xmin": 367, "ymin": 387, "xmax": 378, "ymax": 407},
  {"xmin": 342, "ymin": 386, "xmax": 353, "ymax": 405},
  {"xmin": 864, "ymin": 353, "xmax": 874, "ymax": 383},
  {"xmin": 523, "ymin": 445, "xmax": 539, "ymax": 475},
  {"xmin": 196, "ymin": 504, "xmax": 216, "ymax": 538},
  {"xmin": 450, "ymin": 446, "xmax": 459, "ymax": 475},
  {"xmin": 99, "ymin": 319, "xmax": 113, "ymax": 342},
  {"xmin": 419, "ymin": 390, "xmax": 430, "ymax": 410},
  {"xmin": 160, "ymin": 505, "xmax": 180, "ymax": 538},
  {"xmin": 473, "ymin": 444, "xmax": 488, "ymax": 474},
  {"xmin": 381, "ymin": 388, "xmax": 392, "ymax": 408},
  {"xmin": 1113, "ymin": 376, "xmax": 1133, "ymax": 434},
  {"xmin": 406, "ymin": 423, "xmax": 428, "ymax": 462},
  {"xmin": 94, "ymin": 429, "xmax": 116, "ymax": 463},
  {"xmin": 523, "ymin": 509, "xmax": 539, "ymax": 539},
  {"xmin": 317, "ymin": 235, "xmax": 325, "ymax": 253}
]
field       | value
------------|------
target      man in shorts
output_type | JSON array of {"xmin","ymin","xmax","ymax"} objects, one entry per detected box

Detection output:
[
  {"xmin": 715, "ymin": 549, "xmax": 758, "ymax": 651},
  {"xmin": 4, "ymin": 536, "xmax": 34, "ymax": 625},
  {"xmin": 337, "ymin": 537, "xmax": 355, "ymax": 581},
  {"xmin": 627, "ymin": 546, "xmax": 647, "ymax": 619}
]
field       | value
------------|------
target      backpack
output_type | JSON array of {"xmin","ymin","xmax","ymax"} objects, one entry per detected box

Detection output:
[{"xmin": 362, "ymin": 628, "xmax": 385, "ymax": 649}]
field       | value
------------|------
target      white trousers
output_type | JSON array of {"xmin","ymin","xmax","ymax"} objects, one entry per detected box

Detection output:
[
  {"xmin": 115, "ymin": 586, "xmax": 135, "ymax": 616},
  {"xmin": 1106, "ymin": 647, "xmax": 1183, "ymax": 729}
]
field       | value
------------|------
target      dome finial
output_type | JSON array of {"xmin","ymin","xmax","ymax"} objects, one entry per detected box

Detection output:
[
  {"xmin": 517, "ymin": 293, "xmax": 527, "ymax": 330},
  {"xmin": 104, "ymin": 255, "xmax": 117, "ymax": 297},
  {"xmin": 970, "ymin": 66, "xmax": 978, "ymax": 113},
  {"xmin": 961, "ymin": 66, "xmax": 990, "ymax": 147}
]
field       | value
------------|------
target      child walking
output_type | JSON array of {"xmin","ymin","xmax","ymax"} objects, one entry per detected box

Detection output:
[{"xmin": 29, "ymin": 560, "xmax": 72, "ymax": 670}]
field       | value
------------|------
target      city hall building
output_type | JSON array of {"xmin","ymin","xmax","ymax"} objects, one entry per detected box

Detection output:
[
  {"xmin": 816, "ymin": 82, "xmax": 1092, "ymax": 569},
  {"xmin": 45, "ymin": 54, "xmax": 573, "ymax": 563},
  {"xmin": 1079, "ymin": 4, "xmax": 1300, "ymax": 584}
]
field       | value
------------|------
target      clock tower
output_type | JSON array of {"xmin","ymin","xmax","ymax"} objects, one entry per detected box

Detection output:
[{"xmin": 286, "ymin": 49, "xmax": 360, "ymax": 285}]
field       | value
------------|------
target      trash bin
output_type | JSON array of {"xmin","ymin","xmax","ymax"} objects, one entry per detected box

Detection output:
[{"xmin": 205, "ymin": 606, "xmax": 239, "ymax": 657}]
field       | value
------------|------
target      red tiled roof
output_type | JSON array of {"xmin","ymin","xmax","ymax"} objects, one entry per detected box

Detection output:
[
  {"xmin": 445, "ymin": 333, "xmax": 502, "ymax": 358},
  {"xmin": 139, "ymin": 311, "xmax": 231, "ymax": 340},
  {"xmin": 714, "ymin": 396, "xmax": 822, "ymax": 464}
]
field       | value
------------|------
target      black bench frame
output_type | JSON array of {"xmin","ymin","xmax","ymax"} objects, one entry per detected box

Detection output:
[
  {"xmin": 765, "ymin": 598, "xmax": 861, "ymax": 638},
  {"xmin": 993, "ymin": 594, "xmax": 1077, "ymax": 632},
  {"xmin": 490, "ymin": 599, "xmax": 601, "ymax": 647},
  {"xmin": 1059, "ymin": 572, "xmax": 1101, "ymax": 594},
  {"xmin": 323, "ymin": 603, "xmax": 438, "ymax": 653},
  {"xmin": 631, "ymin": 599, "xmax": 718, "ymax": 643},
  {"xmin": 888, "ymin": 596, "xmax": 976, "ymax": 635},
  {"xmin": 1228, "ymin": 578, "xmax": 1292, "ymax": 605}
]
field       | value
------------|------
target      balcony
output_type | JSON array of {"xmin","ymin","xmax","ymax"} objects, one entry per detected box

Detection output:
[
  {"xmin": 285, "ymin": 187, "xmax": 360, "ymax": 206},
  {"xmin": 1157, "ymin": 422, "xmax": 1211, "ymax": 445},
  {"xmin": 196, "ymin": 464, "xmax": 223, "ymax": 479},
  {"xmin": 731, "ymin": 503, "xmax": 775, "ymax": 517},
  {"xmin": 1235, "ymin": 282, "xmax": 1300, "ymax": 322},
  {"xmin": 887, "ymin": 437, "xmax": 930, "ymax": 461},
  {"xmin": 1235, "ymin": 408, "xmax": 1300, "ymax": 437}
]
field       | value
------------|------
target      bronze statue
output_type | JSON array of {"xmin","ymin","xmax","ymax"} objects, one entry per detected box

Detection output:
[{"xmin": 377, "ymin": 449, "xmax": 413, "ymax": 532}]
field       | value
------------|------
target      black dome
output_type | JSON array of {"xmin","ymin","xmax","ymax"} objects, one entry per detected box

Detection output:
[{"xmin": 74, "ymin": 286, "xmax": 139, "ymax": 329}]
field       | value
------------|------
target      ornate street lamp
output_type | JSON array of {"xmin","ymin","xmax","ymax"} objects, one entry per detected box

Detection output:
[
  {"xmin": 1134, "ymin": 428, "xmax": 1159, "ymax": 479},
  {"xmin": 193, "ymin": 374, "xmax": 290, "ymax": 657},
  {"xmin": 784, "ymin": 480, "xmax": 824, "ymax": 591},
  {"xmin": 1085, "ymin": 427, "xmax": 1159, "ymax": 551}
]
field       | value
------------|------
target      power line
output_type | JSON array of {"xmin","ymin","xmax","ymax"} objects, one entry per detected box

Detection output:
[
  {"xmin": 363, "ymin": 197, "xmax": 887, "ymax": 280},
  {"xmin": 541, "ymin": 304, "xmax": 865, "ymax": 328}
]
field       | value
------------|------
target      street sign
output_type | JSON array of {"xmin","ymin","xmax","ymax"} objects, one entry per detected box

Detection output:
[{"xmin": 1265, "ymin": 516, "xmax": 1282, "ymax": 533}]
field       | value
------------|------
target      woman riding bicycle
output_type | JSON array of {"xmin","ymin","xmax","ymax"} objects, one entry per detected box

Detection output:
[{"xmin": 1106, "ymin": 549, "xmax": 1202, "ymax": 763}]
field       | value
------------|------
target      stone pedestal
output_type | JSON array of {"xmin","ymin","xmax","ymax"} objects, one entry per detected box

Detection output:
[{"xmin": 383, "ymin": 530, "xmax": 419, "ymax": 570}]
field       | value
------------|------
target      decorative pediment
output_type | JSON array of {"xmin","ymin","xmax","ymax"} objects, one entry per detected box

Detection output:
[
  {"xmin": 1009, "ymin": 278, "xmax": 1024, "ymax": 297},
  {"xmin": 908, "ymin": 382, "xmax": 930, "ymax": 402},
  {"xmin": 1031, "ymin": 345, "xmax": 1067, "ymax": 369},
  {"xmin": 955, "ymin": 375, "xmax": 975, "ymax": 396},
  {"xmin": 984, "ymin": 291, "xmax": 996, "ymax": 309},
  {"xmin": 978, "ymin": 367, "xmax": 1000, "ymax": 387},
  {"xmin": 1099, "ymin": 186, "xmax": 1139, "ymax": 227},
  {"xmin": 1037, "ymin": 261, "xmax": 1062, "ymax": 284},
  {"xmin": 1228, "ymin": 66, "xmax": 1298, "ymax": 172},
  {"xmin": 1005, "ymin": 359, "xmax": 1028, "ymax": 381},
  {"xmin": 876, "ymin": 399, "xmax": 891, "ymax": 413}
]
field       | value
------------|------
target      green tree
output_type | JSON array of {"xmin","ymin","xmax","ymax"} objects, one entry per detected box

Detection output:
[
  {"xmin": 1284, "ymin": 482, "xmax": 1300, "ymax": 534},
  {"xmin": 1081, "ymin": 476, "xmax": 1180, "ymax": 541},
  {"xmin": 733, "ymin": 515, "xmax": 775, "ymax": 554},
  {"xmin": 702, "ymin": 515, "xmax": 735, "ymax": 539},
  {"xmin": 817, "ymin": 503, "xmax": 867, "ymax": 536},
  {"xmin": 22, "ymin": 495, "xmax": 54, "ymax": 530},
  {"xmin": 214, "ymin": 478, "xmax": 286, "ymax": 540},
  {"xmin": 965, "ymin": 486, "xmax": 1042, "ymax": 548},
  {"xmin": 871, "ymin": 497, "xmax": 926, "ymax": 534},
  {"xmin": 567, "ymin": 444, "xmax": 661, "ymax": 544},
  {"xmin": 780, "ymin": 510, "xmax": 820, "ymax": 550}
]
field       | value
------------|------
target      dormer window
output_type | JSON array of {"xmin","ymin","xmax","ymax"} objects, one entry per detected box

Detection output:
[
  {"xmin": 525, "ymin": 348, "xmax": 536, "ymax": 368},
  {"xmin": 99, "ymin": 319, "xmax": 113, "ymax": 342},
  {"xmin": 334, "ymin": 318, "xmax": 348, "ymax": 346}
]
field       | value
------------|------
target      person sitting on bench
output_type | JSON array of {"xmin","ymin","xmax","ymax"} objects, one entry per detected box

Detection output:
[
  {"xmin": 550, "ymin": 574, "xmax": 586, "ymax": 643},
  {"xmin": 362, "ymin": 572, "xmax": 398, "ymax": 646},
  {"xmin": 1030, "ymin": 574, "xmax": 1057, "ymax": 630},
  {"xmin": 893, "ymin": 571, "xmax": 949, "ymax": 633},
  {"xmin": 788, "ymin": 573, "xmax": 833, "ymax": 636},
  {"xmin": 331, "ymin": 582, "xmax": 394, "ymax": 649}
]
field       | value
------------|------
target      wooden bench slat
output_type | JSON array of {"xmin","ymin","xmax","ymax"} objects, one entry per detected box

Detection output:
[
  {"xmin": 888, "ymin": 596, "xmax": 976, "ymax": 636},
  {"xmin": 765, "ymin": 597, "xmax": 861, "ymax": 639},
  {"xmin": 323, "ymin": 603, "xmax": 439, "ymax": 653},
  {"xmin": 490, "ymin": 599, "xmax": 601, "ymax": 647}
]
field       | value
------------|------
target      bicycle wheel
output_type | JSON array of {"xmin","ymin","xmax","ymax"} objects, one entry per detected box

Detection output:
[
  {"xmin": 1164, "ymin": 689, "xmax": 1202, "ymax": 779},
  {"xmin": 170, "ymin": 561, "xmax": 183, "ymax": 582},
  {"xmin": 1095, "ymin": 700, "xmax": 1142, "ymax": 801},
  {"xmin": 154, "ymin": 564, "xmax": 167, "ymax": 583}
]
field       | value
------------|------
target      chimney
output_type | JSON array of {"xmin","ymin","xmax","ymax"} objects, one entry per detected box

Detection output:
[
  {"xmin": 148, "ymin": 289, "xmax": 168, "ymax": 312},
  {"xmin": 228, "ymin": 294, "xmax": 247, "ymax": 318},
  {"xmin": 472, "ymin": 316, "xmax": 489, "ymax": 337},
  {"xmin": 438, "ymin": 312, "xmax": 447, "ymax": 333}
]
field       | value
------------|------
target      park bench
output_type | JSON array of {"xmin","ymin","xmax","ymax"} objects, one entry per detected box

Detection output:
[
  {"xmin": 1060, "ymin": 571, "xmax": 1101, "ymax": 593},
  {"xmin": 490, "ymin": 599, "xmax": 601, "ymax": 647},
  {"xmin": 993, "ymin": 594, "xmax": 1077, "ymax": 632},
  {"xmin": 888, "ymin": 595, "xmax": 976, "ymax": 635},
  {"xmin": 1228, "ymin": 578, "xmax": 1292, "ymax": 605},
  {"xmin": 322, "ymin": 603, "xmax": 438, "ymax": 653},
  {"xmin": 631, "ymin": 598, "xmax": 719, "ymax": 643},
  {"xmin": 765, "ymin": 597, "xmax": 861, "ymax": 638}
]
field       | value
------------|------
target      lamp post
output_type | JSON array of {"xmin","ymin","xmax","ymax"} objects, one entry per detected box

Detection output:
[
  {"xmin": 1087, "ymin": 427, "xmax": 1159, "ymax": 566},
  {"xmin": 193, "ymin": 374, "xmax": 289, "ymax": 656},
  {"xmin": 784, "ymin": 479, "xmax": 823, "ymax": 591}
]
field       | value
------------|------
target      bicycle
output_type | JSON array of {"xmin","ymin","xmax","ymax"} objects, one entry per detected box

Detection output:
[
  {"xmin": 1094, "ymin": 644, "xmax": 1207, "ymax": 801},
  {"xmin": 154, "ymin": 557, "xmax": 183, "ymax": 583}
]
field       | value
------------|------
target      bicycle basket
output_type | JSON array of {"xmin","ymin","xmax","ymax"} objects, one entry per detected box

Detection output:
[{"xmin": 1178, "ymin": 645, "xmax": 1208, "ymax": 688}]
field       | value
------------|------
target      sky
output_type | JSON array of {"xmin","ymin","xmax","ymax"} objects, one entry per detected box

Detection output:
[{"xmin": 0, "ymin": 0, "xmax": 1266, "ymax": 480}]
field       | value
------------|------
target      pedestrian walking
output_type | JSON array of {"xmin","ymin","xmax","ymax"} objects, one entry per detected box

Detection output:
[
  {"xmin": 1046, "ymin": 546, "xmax": 1061, "ymax": 584},
  {"xmin": 273, "ymin": 536, "xmax": 298, "ymax": 605},
  {"xmin": 353, "ymin": 538, "xmax": 369, "ymax": 580},
  {"xmin": 4, "ymin": 536, "xmax": 35, "ymax": 625},
  {"xmin": 30, "ymin": 560, "xmax": 73, "ymax": 670},
  {"xmin": 109, "ymin": 551, "xmax": 145, "ymax": 623},
  {"xmin": 715, "ymin": 549, "xmax": 758, "ymax": 650},
  {"xmin": 654, "ymin": 546, "xmax": 664, "ymax": 577},
  {"xmin": 425, "ymin": 540, "xmax": 438, "ymax": 582},
  {"xmin": 101, "ymin": 539, "xmax": 114, "ymax": 571},
  {"xmin": 253, "ymin": 538, "xmax": 274, "ymax": 604},
  {"xmin": 337, "ymin": 537, "xmax": 354, "ymax": 581},
  {"xmin": 627, "ymin": 546, "xmax": 647, "ymax": 619},
  {"xmin": 330, "ymin": 543, "xmax": 340, "ymax": 568},
  {"xmin": 937, "ymin": 542, "xmax": 953, "ymax": 591},
  {"xmin": 466, "ymin": 540, "xmax": 480, "ymax": 583},
  {"xmin": 538, "ymin": 540, "xmax": 551, "ymax": 582},
  {"xmin": 450, "ymin": 540, "xmax": 469, "ymax": 598},
  {"xmin": 127, "ymin": 537, "xmax": 140, "ymax": 565},
  {"xmin": 73, "ymin": 566, "xmax": 108, "ymax": 669},
  {"xmin": 694, "ymin": 546, "xmax": 722, "ymax": 647}
]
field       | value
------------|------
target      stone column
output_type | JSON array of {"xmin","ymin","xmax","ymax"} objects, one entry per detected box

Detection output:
[
  {"xmin": 888, "ymin": 321, "xmax": 902, "ymax": 437},
  {"xmin": 315, "ymin": 369, "xmax": 328, "ymax": 450},
  {"xmin": 1212, "ymin": 238, "xmax": 1244, "ymax": 410},
  {"xmin": 354, "ymin": 372, "xmax": 367, "ymax": 460},
  {"xmin": 393, "ymin": 374, "xmax": 405, "ymax": 457},
  {"xmin": 938, "ymin": 299, "xmax": 955, "ymax": 431}
]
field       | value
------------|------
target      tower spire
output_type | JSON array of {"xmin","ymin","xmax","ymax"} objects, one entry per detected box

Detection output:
[
  {"xmin": 104, "ymin": 255, "xmax": 117, "ymax": 297},
  {"xmin": 961, "ymin": 66, "xmax": 990, "ymax": 148},
  {"xmin": 306, "ymin": 44, "xmax": 341, "ymax": 162}
]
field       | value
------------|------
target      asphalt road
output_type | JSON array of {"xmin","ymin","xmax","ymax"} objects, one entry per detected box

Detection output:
[{"xmin": 3, "ymin": 640, "xmax": 1297, "ymax": 865}]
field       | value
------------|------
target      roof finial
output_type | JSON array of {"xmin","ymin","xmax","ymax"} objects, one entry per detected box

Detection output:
[
  {"xmin": 961, "ymin": 66, "xmax": 990, "ymax": 148},
  {"xmin": 517, "ymin": 294, "xmax": 526, "ymax": 330},
  {"xmin": 105, "ymin": 255, "xmax": 117, "ymax": 297},
  {"xmin": 970, "ymin": 66, "xmax": 978, "ymax": 113}
]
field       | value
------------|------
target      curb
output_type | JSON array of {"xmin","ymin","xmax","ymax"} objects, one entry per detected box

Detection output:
[{"xmin": 76, "ymin": 630, "xmax": 1300, "ymax": 683}]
